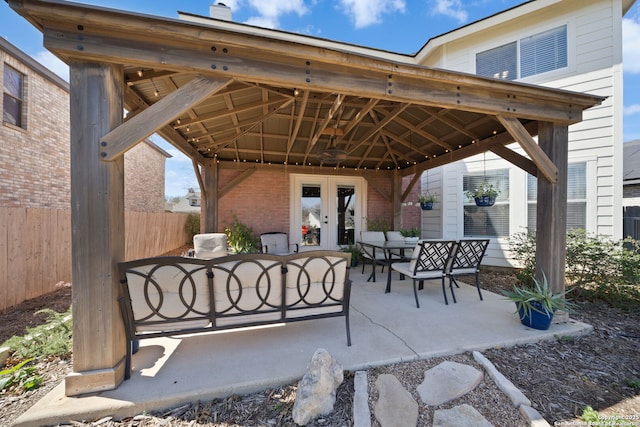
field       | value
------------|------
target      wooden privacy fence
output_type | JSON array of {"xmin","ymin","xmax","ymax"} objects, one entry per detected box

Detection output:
[{"xmin": 0, "ymin": 207, "xmax": 192, "ymax": 311}]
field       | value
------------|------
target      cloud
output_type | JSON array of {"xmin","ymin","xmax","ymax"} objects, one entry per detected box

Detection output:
[
  {"xmin": 33, "ymin": 50, "xmax": 69, "ymax": 82},
  {"xmin": 623, "ymin": 17, "xmax": 640, "ymax": 74},
  {"xmin": 338, "ymin": 0, "xmax": 406, "ymax": 29},
  {"xmin": 242, "ymin": 0, "xmax": 309, "ymax": 29},
  {"xmin": 624, "ymin": 104, "xmax": 640, "ymax": 116},
  {"xmin": 431, "ymin": 0, "xmax": 468, "ymax": 24}
]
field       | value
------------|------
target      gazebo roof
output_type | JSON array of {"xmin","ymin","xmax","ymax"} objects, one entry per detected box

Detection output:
[{"xmin": 10, "ymin": 0, "xmax": 604, "ymax": 179}]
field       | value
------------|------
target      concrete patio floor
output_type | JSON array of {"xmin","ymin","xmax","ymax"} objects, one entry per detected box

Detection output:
[{"xmin": 15, "ymin": 268, "xmax": 592, "ymax": 427}]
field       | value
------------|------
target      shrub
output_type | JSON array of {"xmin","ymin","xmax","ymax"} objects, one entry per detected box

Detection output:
[
  {"xmin": 366, "ymin": 217, "xmax": 391, "ymax": 233},
  {"xmin": 224, "ymin": 215, "xmax": 260, "ymax": 254},
  {"xmin": 184, "ymin": 213, "xmax": 201, "ymax": 241},
  {"xmin": 2, "ymin": 307, "xmax": 72, "ymax": 360},
  {"xmin": 509, "ymin": 229, "xmax": 640, "ymax": 306}
]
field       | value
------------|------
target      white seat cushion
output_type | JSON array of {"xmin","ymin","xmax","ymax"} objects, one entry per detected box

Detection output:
[{"xmin": 193, "ymin": 233, "xmax": 228, "ymax": 258}]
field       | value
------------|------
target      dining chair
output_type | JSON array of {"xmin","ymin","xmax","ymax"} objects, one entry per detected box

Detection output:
[
  {"xmin": 358, "ymin": 231, "xmax": 388, "ymax": 279},
  {"xmin": 446, "ymin": 239, "xmax": 490, "ymax": 302},
  {"xmin": 390, "ymin": 240, "xmax": 457, "ymax": 307}
]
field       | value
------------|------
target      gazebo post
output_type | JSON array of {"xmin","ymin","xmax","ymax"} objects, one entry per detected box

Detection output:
[
  {"xmin": 393, "ymin": 172, "xmax": 403, "ymax": 231},
  {"xmin": 65, "ymin": 61, "xmax": 126, "ymax": 395},
  {"xmin": 202, "ymin": 159, "xmax": 219, "ymax": 232},
  {"xmin": 535, "ymin": 122, "xmax": 569, "ymax": 308}
]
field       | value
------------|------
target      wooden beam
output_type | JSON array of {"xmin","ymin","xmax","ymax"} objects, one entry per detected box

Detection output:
[
  {"xmin": 489, "ymin": 145, "xmax": 538, "ymax": 177},
  {"xmin": 40, "ymin": 27, "xmax": 598, "ymax": 124},
  {"xmin": 219, "ymin": 166, "xmax": 257, "ymax": 198},
  {"xmin": 100, "ymin": 76, "xmax": 233, "ymax": 161},
  {"xmin": 309, "ymin": 94, "xmax": 345, "ymax": 151},
  {"xmin": 398, "ymin": 121, "xmax": 539, "ymax": 177},
  {"xmin": 364, "ymin": 176, "xmax": 392, "ymax": 203},
  {"xmin": 497, "ymin": 115, "xmax": 558, "ymax": 183},
  {"xmin": 202, "ymin": 159, "xmax": 218, "ymax": 232},
  {"xmin": 402, "ymin": 172, "xmax": 422, "ymax": 202}
]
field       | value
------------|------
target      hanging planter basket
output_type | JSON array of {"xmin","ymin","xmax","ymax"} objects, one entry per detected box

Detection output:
[
  {"xmin": 420, "ymin": 201, "xmax": 434, "ymax": 210},
  {"xmin": 474, "ymin": 196, "xmax": 496, "ymax": 207}
]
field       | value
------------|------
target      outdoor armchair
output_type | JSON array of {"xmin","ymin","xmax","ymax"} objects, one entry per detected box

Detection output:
[
  {"xmin": 193, "ymin": 233, "xmax": 228, "ymax": 258},
  {"xmin": 260, "ymin": 232, "xmax": 299, "ymax": 254}
]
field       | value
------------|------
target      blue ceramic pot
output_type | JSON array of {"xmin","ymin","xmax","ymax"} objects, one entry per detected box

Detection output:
[
  {"xmin": 517, "ymin": 301, "xmax": 553, "ymax": 330},
  {"xmin": 420, "ymin": 201, "xmax": 434, "ymax": 210}
]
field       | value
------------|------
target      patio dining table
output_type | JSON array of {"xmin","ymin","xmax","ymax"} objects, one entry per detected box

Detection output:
[{"xmin": 358, "ymin": 240, "xmax": 417, "ymax": 289}]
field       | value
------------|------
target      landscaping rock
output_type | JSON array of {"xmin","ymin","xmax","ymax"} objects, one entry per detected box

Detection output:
[
  {"xmin": 292, "ymin": 348, "xmax": 343, "ymax": 426},
  {"xmin": 433, "ymin": 404, "xmax": 494, "ymax": 427},
  {"xmin": 374, "ymin": 374, "xmax": 418, "ymax": 427},
  {"xmin": 417, "ymin": 361, "xmax": 483, "ymax": 406}
]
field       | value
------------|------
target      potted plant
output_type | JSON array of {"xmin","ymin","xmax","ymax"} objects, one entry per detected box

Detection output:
[
  {"xmin": 501, "ymin": 274, "xmax": 571, "ymax": 330},
  {"xmin": 400, "ymin": 227, "xmax": 421, "ymax": 243},
  {"xmin": 465, "ymin": 181, "xmax": 499, "ymax": 207},
  {"xmin": 417, "ymin": 192, "xmax": 439, "ymax": 210},
  {"xmin": 340, "ymin": 243, "xmax": 362, "ymax": 267}
]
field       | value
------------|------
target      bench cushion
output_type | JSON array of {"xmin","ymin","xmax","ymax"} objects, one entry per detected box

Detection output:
[{"xmin": 124, "ymin": 262, "xmax": 211, "ymax": 333}]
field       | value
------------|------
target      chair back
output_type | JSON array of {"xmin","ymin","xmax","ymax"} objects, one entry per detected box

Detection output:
[
  {"xmin": 360, "ymin": 231, "xmax": 385, "ymax": 242},
  {"xmin": 385, "ymin": 231, "xmax": 404, "ymax": 242},
  {"xmin": 193, "ymin": 233, "xmax": 228, "ymax": 258},
  {"xmin": 449, "ymin": 239, "xmax": 490, "ymax": 271},
  {"xmin": 260, "ymin": 232, "xmax": 291, "ymax": 254},
  {"xmin": 409, "ymin": 240, "xmax": 456, "ymax": 274}
]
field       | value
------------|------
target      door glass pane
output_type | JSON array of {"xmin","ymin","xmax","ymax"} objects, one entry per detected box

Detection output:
[
  {"xmin": 301, "ymin": 185, "xmax": 321, "ymax": 246},
  {"xmin": 337, "ymin": 185, "xmax": 355, "ymax": 245}
]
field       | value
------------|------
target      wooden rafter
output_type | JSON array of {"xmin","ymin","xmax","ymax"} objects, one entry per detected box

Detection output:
[{"xmin": 100, "ymin": 76, "xmax": 232, "ymax": 161}]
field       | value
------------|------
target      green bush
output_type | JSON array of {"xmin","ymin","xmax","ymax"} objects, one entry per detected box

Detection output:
[
  {"xmin": 224, "ymin": 215, "xmax": 260, "ymax": 254},
  {"xmin": 184, "ymin": 213, "xmax": 201, "ymax": 241},
  {"xmin": 0, "ymin": 358, "xmax": 43, "ymax": 393},
  {"xmin": 509, "ymin": 229, "xmax": 640, "ymax": 306},
  {"xmin": 2, "ymin": 307, "xmax": 73, "ymax": 360},
  {"xmin": 366, "ymin": 216, "xmax": 391, "ymax": 233}
]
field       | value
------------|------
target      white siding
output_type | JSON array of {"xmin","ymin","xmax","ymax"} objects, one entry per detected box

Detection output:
[{"xmin": 418, "ymin": 0, "xmax": 624, "ymax": 265}]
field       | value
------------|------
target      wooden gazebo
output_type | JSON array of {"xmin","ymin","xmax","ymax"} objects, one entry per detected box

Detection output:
[{"xmin": 9, "ymin": 0, "xmax": 604, "ymax": 395}]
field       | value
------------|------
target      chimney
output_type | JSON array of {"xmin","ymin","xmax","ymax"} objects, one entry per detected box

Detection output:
[{"xmin": 210, "ymin": 2, "xmax": 232, "ymax": 21}]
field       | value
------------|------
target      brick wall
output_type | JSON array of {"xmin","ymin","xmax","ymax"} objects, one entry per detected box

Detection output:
[
  {"xmin": 1, "ymin": 45, "xmax": 167, "ymax": 212},
  {"xmin": 0, "ymin": 53, "xmax": 70, "ymax": 208},
  {"xmin": 124, "ymin": 140, "xmax": 167, "ymax": 212},
  {"xmin": 218, "ymin": 169, "xmax": 290, "ymax": 235}
]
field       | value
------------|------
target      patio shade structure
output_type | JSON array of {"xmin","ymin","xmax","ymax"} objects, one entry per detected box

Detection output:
[{"xmin": 8, "ymin": 0, "xmax": 604, "ymax": 396}]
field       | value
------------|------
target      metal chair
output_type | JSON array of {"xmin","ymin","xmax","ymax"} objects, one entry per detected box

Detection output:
[
  {"xmin": 358, "ymin": 231, "xmax": 388, "ymax": 280},
  {"xmin": 446, "ymin": 239, "xmax": 490, "ymax": 302},
  {"xmin": 260, "ymin": 232, "xmax": 299, "ymax": 254},
  {"xmin": 390, "ymin": 240, "xmax": 457, "ymax": 307}
]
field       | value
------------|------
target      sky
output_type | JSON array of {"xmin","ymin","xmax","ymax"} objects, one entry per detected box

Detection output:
[{"xmin": 2, "ymin": 0, "xmax": 639, "ymax": 198}]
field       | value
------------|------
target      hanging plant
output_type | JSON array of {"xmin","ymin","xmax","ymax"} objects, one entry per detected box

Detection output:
[
  {"xmin": 465, "ymin": 182, "xmax": 499, "ymax": 207},
  {"xmin": 417, "ymin": 192, "xmax": 439, "ymax": 210}
]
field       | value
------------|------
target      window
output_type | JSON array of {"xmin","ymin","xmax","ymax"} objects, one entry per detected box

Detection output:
[
  {"xmin": 3, "ymin": 65, "xmax": 24, "ymax": 128},
  {"xmin": 476, "ymin": 25, "xmax": 568, "ymax": 80},
  {"xmin": 476, "ymin": 42, "xmax": 517, "ymax": 81},
  {"xmin": 463, "ymin": 170, "xmax": 510, "ymax": 237},
  {"xmin": 527, "ymin": 162, "xmax": 586, "ymax": 231},
  {"xmin": 520, "ymin": 25, "xmax": 567, "ymax": 78}
]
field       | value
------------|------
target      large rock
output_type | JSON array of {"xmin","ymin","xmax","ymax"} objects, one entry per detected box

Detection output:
[
  {"xmin": 433, "ymin": 404, "xmax": 494, "ymax": 427},
  {"xmin": 417, "ymin": 361, "xmax": 483, "ymax": 406},
  {"xmin": 292, "ymin": 348, "xmax": 343, "ymax": 426},
  {"xmin": 374, "ymin": 374, "xmax": 418, "ymax": 427}
]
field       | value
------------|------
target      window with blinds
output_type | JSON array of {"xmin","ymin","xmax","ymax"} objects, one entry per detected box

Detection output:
[
  {"xmin": 476, "ymin": 25, "xmax": 568, "ymax": 80},
  {"xmin": 475, "ymin": 42, "xmax": 517, "ymax": 81},
  {"xmin": 527, "ymin": 162, "xmax": 586, "ymax": 231},
  {"xmin": 463, "ymin": 170, "xmax": 510, "ymax": 237},
  {"xmin": 520, "ymin": 25, "xmax": 567, "ymax": 78},
  {"xmin": 3, "ymin": 64, "xmax": 25, "ymax": 128}
]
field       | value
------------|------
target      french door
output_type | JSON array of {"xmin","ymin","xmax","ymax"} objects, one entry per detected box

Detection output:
[{"xmin": 290, "ymin": 175, "xmax": 365, "ymax": 251}]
